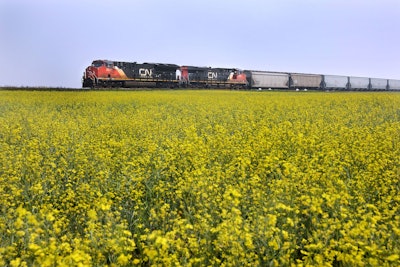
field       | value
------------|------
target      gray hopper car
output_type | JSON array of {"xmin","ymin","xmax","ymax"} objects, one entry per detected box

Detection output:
[{"xmin": 290, "ymin": 73, "xmax": 322, "ymax": 89}]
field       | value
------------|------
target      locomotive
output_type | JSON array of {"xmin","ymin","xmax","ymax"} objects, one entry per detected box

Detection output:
[
  {"xmin": 82, "ymin": 59, "xmax": 400, "ymax": 91},
  {"xmin": 82, "ymin": 60, "xmax": 247, "ymax": 89}
]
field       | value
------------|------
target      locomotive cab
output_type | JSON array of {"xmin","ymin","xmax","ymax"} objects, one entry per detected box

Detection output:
[
  {"xmin": 228, "ymin": 69, "xmax": 247, "ymax": 83},
  {"xmin": 92, "ymin": 60, "xmax": 121, "ymax": 79},
  {"xmin": 82, "ymin": 60, "xmax": 127, "ymax": 88},
  {"xmin": 83, "ymin": 60, "xmax": 108, "ymax": 87}
]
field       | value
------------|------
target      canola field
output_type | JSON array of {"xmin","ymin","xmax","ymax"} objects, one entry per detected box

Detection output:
[{"xmin": 0, "ymin": 90, "xmax": 399, "ymax": 266}]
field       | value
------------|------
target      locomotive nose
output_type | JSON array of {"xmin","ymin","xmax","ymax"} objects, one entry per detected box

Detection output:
[
  {"xmin": 82, "ymin": 66, "xmax": 98, "ymax": 88},
  {"xmin": 86, "ymin": 66, "xmax": 97, "ymax": 78}
]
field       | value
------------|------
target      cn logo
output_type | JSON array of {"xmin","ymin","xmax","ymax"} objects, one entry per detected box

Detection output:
[
  {"xmin": 208, "ymin": 72, "xmax": 217, "ymax": 80},
  {"xmin": 139, "ymin": 68, "xmax": 153, "ymax": 78}
]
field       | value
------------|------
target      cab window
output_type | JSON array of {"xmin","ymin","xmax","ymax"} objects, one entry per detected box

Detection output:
[{"xmin": 92, "ymin": 61, "xmax": 104, "ymax": 67}]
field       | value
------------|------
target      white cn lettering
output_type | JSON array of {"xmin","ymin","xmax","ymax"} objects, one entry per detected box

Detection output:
[
  {"xmin": 208, "ymin": 72, "xmax": 217, "ymax": 80},
  {"xmin": 139, "ymin": 68, "xmax": 153, "ymax": 77}
]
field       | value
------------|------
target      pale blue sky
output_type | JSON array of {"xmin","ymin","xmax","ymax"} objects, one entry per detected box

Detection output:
[{"xmin": 1, "ymin": 0, "xmax": 399, "ymax": 88}]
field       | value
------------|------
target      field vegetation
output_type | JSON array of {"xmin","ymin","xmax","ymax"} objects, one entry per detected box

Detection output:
[{"xmin": 0, "ymin": 90, "xmax": 399, "ymax": 266}]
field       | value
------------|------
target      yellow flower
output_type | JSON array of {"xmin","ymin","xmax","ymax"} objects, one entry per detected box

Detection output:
[
  {"xmin": 117, "ymin": 253, "xmax": 131, "ymax": 265},
  {"xmin": 386, "ymin": 254, "xmax": 399, "ymax": 262},
  {"xmin": 14, "ymin": 218, "xmax": 24, "ymax": 229},
  {"xmin": 87, "ymin": 209, "xmax": 97, "ymax": 220}
]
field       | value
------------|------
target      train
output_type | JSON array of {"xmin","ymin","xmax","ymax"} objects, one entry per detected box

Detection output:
[{"xmin": 82, "ymin": 59, "xmax": 400, "ymax": 91}]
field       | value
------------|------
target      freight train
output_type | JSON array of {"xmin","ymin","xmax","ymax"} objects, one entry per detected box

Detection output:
[{"xmin": 82, "ymin": 59, "xmax": 400, "ymax": 91}]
